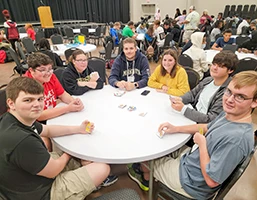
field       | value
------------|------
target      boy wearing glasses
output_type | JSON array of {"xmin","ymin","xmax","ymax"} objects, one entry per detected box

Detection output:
[
  {"xmin": 0, "ymin": 77, "xmax": 110, "ymax": 200},
  {"xmin": 24, "ymin": 53, "xmax": 84, "ymax": 151},
  {"xmin": 171, "ymin": 50, "xmax": 239, "ymax": 123},
  {"xmin": 129, "ymin": 71, "xmax": 257, "ymax": 199}
]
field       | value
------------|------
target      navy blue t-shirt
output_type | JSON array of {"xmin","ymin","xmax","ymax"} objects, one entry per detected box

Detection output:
[{"xmin": 215, "ymin": 37, "xmax": 235, "ymax": 48}]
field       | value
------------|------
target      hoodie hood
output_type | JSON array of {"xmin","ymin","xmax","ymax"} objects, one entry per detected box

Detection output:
[{"xmin": 191, "ymin": 32, "xmax": 205, "ymax": 48}]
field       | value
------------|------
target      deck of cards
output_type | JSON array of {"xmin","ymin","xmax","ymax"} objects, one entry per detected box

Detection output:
[
  {"xmin": 156, "ymin": 127, "xmax": 167, "ymax": 138},
  {"xmin": 114, "ymin": 90, "xmax": 126, "ymax": 97},
  {"xmin": 85, "ymin": 122, "xmax": 92, "ymax": 133}
]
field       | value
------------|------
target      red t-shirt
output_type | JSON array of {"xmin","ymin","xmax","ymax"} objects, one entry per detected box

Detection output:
[
  {"xmin": 27, "ymin": 28, "xmax": 36, "ymax": 41},
  {"xmin": 24, "ymin": 71, "xmax": 65, "ymax": 110}
]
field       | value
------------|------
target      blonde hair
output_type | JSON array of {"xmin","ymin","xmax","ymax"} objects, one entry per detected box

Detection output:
[
  {"xmin": 232, "ymin": 71, "xmax": 257, "ymax": 100},
  {"xmin": 25, "ymin": 23, "xmax": 33, "ymax": 30}
]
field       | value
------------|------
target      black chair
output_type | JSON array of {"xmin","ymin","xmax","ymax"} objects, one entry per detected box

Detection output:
[
  {"xmin": 64, "ymin": 27, "xmax": 75, "ymax": 43},
  {"xmin": 236, "ymin": 5, "xmax": 243, "ymax": 17},
  {"xmin": 104, "ymin": 41, "xmax": 117, "ymax": 67},
  {"xmin": 0, "ymin": 86, "xmax": 7, "ymax": 116},
  {"xmin": 90, "ymin": 26, "xmax": 102, "ymax": 45},
  {"xmin": 35, "ymin": 30, "xmax": 45, "ymax": 47},
  {"xmin": 242, "ymin": 5, "xmax": 249, "ymax": 17},
  {"xmin": 15, "ymin": 41, "xmax": 27, "ymax": 61},
  {"xmin": 9, "ymin": 47, "xmax": 28, "ymax": 76},
  {"xmin": 53, "ymin": 67, "xmax": 65, "ymax": 84},
  {"xmin": 21, "ymin": 37, "xmax": 37, "ymax": 54},
  {"xmin": 184, "ymin": 67, "xmax": 200, "ymax": 90},
  {"xmin": 236, "ymin": 35, "xmax": 250, "ymax": 46},
  {"xmin": 232, "ymin": 57, "xmax": 257, "ymax": 75},
  {"xmin": 160, "ymin": 33, "xmax": 174, "ymax": 51},
  {"xmin": 155, "ymin": 149, "xmax": 255, "ymax": 200},
  {"xmin": 229, "ymin": 5, "xmax": 236, "ymax": 17},
  {"xmin": 248, "ymin": 5, "xmax": 256, "ymax": 19},
  {"xmin": 80, "ymin": 27, "xmax": 89, "ymax": 38},
  {"xmin": 178, "ymin": 54, "xmax": 193, "ymax": 68},
  {"xmin": 88, "ymin": 57, "xmax": 107, "ymax": 84},
  {"xmin": 223, "ymin": 5, "xmax": 230, "ymax": 18},
  {"xmin": 64, "ymin": 47, "xmax": 79, "ymax": 61},
  {"xmin": 18, "ymin": 27, "xmax": 26, "ymax": 33},
  {"xmin": 92, "ymin": 188, "xmax": 141, "ymax": 200},
  {"xmin": 50, "ymin": 34, "xmax": 63, "ymax": 45}
]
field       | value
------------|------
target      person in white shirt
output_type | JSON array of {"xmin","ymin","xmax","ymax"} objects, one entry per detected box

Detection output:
[
  {"xmin": 181, "ymin": 5, "xmax": 200, "ymax": 43},
  {"xmin": 237, "ymin": 16, "xmax": 251, "ymax": 35},
  {"xmin": 155, "ymin": 9, "xmax": 161, "ymax": 21},
  {"xmin": 153, "ymin": 20, "xmax": 165, "ymax": 47},
  {"xmin": 183, "ymin": 32, "xmax": 209, "ymax": 80}
]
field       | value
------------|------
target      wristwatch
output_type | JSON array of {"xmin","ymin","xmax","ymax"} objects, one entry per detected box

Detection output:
[{"xmin": 134, "ymin": 82, "xmax": 139, "ymax": 88}]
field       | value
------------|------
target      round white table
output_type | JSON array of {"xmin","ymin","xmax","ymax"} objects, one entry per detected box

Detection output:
[
  {"xmin": 73, "ymin": 28, "xmax": 96, "ymax": 34},
  {"xmin": 136, "ymin": 33, "xmax": 145, "ymax": 41},
  {"xmin": 48, "ymin": 86, "xmax": 194, "ymax": 163},
  {"xmin": 205, "ymin": 49, "xmax": 257, "ymax": 63},
  {"xmin": 51, "ymin": 43, "xmax": 96, "ymax": 56},
  {"xmin": 48, "ymin": 85, "xmax": 195, "ymax": 199}
]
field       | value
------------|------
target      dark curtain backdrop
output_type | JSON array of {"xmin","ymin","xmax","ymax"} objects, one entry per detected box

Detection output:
[{"xmin": 0, "ymin": 0, "xmax": 130, "ymax": 23}]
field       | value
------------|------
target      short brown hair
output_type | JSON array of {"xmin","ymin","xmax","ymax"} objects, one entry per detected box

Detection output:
[
  {"xmin": 6, "ymin": 77, "xmax": 44, "ymax": 102},
  {"xmin": 154, "ymin": 20, "xmax": 161, "ymax": 26},
  {"xmin": 232, "ymin": 71, "xmax": 257, "ymax": 100},
  {"xmin": 212, "ymin": 50, "xmax": 239, "ymax": 72},
  {"xmin": 160, "ymin": 49, "xmax": 179, "ymax": 78},
  {"xmin": 69, "ymin": 49, "xmax": 88, "ymax": 63},
  {"xmin": 27, "ymin": 52, "xmax": 53, "ymax": 69},
  {"xmin": 123, "ymin": 37, "xmax": 137, "ymax": 48}
]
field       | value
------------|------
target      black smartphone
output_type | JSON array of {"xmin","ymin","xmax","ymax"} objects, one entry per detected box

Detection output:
[{"xmin": 141, "ymin": 90, "xmax": 150, "ymax": 96}]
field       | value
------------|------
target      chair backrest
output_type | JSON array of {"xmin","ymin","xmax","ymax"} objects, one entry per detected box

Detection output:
[
  {"xmin": 35, "ymin": 30, "xmax": 45, "ymax": 46},
  {"xmin": 9, "ymin": 47, "xmax": 28, "ymax": 76},
  {"xmin": 21, "ymin": 37, "xmax": 37, "ymax": 53},
  {"xmin": 50, "ymin": 34, "xmax": 63, "ymax": 45},
  {"xmin": 53, "ymin": 67, "xmax": 65, "ymax": 84},
  {"xmin": 64, "ymin": 47, "xmax": 79, "ymax": 61},
  {"xmin": 232, "ymin": 57, "xmax": 257, "ymax": 76},
  {"xmin": 105, "ymin": 41, "xmax": 113, "ymax": 60},
  {"xmin": 38, "ymin": 49, "xmax": 57, "ymax": 67},
  {"xmin": 18, "ymin": 27, "xmax": 26, "ymax": 33},
  {"xmin": 178, "ymin": 54, "xmax": 193, "ymax": 68},
  {"xmin": 236, "ymin": 36, "xmax": 250, "ymax": 46},
  {"xmin": 163, "ymin": 33, "xmax": 174, "ymax": 47},
  {"xmin": 94, "ymin": 26, "xmax": 102, "ymax": 36},
  {"xmin": 222, "ymin": 44, "xmax": 238, "ymax": 53},
  {"xmin": 80, "ymin": 27, "xmax": 89, "ymax": 37},
  {"xmin": 213, "ymin": 149, "xmax": 255, "ymax": 199},
  {"xmin": 88, "ymin": 57, "xmax": 107, "ymax": 84},
  {"xmin": 184, "ymin": 66, "xmax": 200, "ymax": 90},
  {"xmin": 15, "ymin": 41, "xmax": 27, "ymax": 61},
  {"xmin": 64, "ymin": 27, "xmax": 75, "ymax": 38},
  {"xmin": 0, "ymin": 87, "xmax": 7, "ymax": 116}
]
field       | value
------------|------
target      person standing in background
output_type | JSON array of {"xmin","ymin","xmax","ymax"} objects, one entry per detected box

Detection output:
[
  {"xmin": 2, "ymin": 9, "xmax": 19, "ymax": 51},
  {"xmin": 155, "ymin": 9, "xmax": 161, "ymax": 21},
  {"xmin": 25, "ymin": 23, "xmax": 36, "ymax": 42}
]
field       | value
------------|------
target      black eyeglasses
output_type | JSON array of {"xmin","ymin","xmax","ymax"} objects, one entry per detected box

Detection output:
[
  {"xmin": 224, "ymin": 88, "xmax": 254, "ymax": 103},
  {"xmin": 35, "ymin": 68, "xmax": 54, "ymax": 75}
]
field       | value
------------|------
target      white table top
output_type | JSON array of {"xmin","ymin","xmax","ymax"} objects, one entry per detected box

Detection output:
[
  {"xmin": 48, "ymin": 86, "xmax": 194, "ymax": 164},
  {"xmin": 73, "ymin": 28, "xmax": 95, "ymax": 34},
  {"xmin": 136, "ymin": 33, "xmax": 145, "ymax": 41},
  {"xmin": 205, "ymin": 49, "xmax": 257, "ymax": 63},
  {"xmin": 51, "ymin": 43, "xmax": 96, "ymax": 56}
]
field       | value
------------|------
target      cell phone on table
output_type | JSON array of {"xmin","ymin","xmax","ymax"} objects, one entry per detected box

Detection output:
[
  {"xmin": 53, "ymin": 46, "xmax": 58, "ymax": 51},
  {"xmin": 141, "ymin": 90, "xmax": 150, "ymax": 96}
]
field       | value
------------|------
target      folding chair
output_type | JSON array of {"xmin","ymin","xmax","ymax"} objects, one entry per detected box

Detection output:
[
  {"xmin": 50, "ymin": 34, "xmax": 63, "ymax": 45},
  {"xmin": 21, "ymin": 37, "xmax": 37, "ymax": 54},
  {"xmin": 88, "ymin": 57, "xmax": 107, "ymax": 84},
  {"xmin": 64, "ymin": 47, "xmax": 79, "ymax": 61},
  {"xmin": 242, "ymin": 5, "xmax": 249, "ymax": 17},
  {"xmin": 178, "ymin": 54, "xmax": 193, "ymax": 68},
  {"xmin": 15, "ymin": 41, "xmax": 27, "ymax": 61},
  {"xmin": 232, "ymin": 57, "xmax": 257, "ymax": 75},
  {"xmin": 223, "ymin": 5, "xmax": 230, "ymax": 18},
  {"xmin": 236, "ymin": 35, "xmax": 250, "ymax": 46},
  {"xmin": 236, "ymin": 5, "xmax": 242, "ymax": 17},
  {"xmin": 64, "ymin": 27, "xmax": 75, "ymax": 43},
  {"xmin": 0, "ymin": 86, "xmax": 7, "ymax": 116},
  {"xmin": 184, "ymin": 66, "xmax": 200, "ymax": 90},
  {"xmin": 9, "ymin": 47, "xmax": 28, "ymax": 76}
]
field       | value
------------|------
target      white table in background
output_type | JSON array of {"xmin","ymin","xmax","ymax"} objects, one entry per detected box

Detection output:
[
  {"xmin": 73, "ymin": 28, "xmax": 96, "ymax": 34},
  {"xmin": 205, "ymin": 49, "xmax": 257, "ymax": 63},
  {"xmin": 51, "ymin": 43, "xmax": 96, "ymax": 57},
  {"xmin": 136, "ymin": 33, "xmax": 145, "ymax": 41},
  {"xmin": 48, "ymin": 85, "xmax": 195, "ymax": 199},
  {"xmin": 4, "ymin": 33, "xmax": 27, "ymax": 39}
]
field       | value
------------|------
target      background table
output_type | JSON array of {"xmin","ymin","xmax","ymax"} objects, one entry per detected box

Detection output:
[
  {"xmin": 51, "ymin": 43, "xmax": 96, "ymax": 56},
  {"xmin": 73, "ymin": 28, "xmax": 96, "ymax": 34},
  {"xmin": 48, "ymin": 86, "xmax": 194, "ymax": 164},
  {"xmin": 205, "ymin": 49, "xmax": 257, "ymax": 62}
]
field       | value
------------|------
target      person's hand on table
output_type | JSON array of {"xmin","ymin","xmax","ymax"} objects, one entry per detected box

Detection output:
[
  {"xmin": 158, "ymin": 122, "xmax": 177, "ymax": 134},
  {"xmin": 171, "ymin": 97, "xmax": 184, "ymax": 111},
  {"xmin": 86, "ymin": 81, "xmax": 97, "ymax": 89},
  {"xmin": 241, "ymin": 48, "xmax": 250, "ymax": 53},
  {"xmin": 68, "ymin": 98, "xmax": 84, "ymax": 112},
  {"xmin": 77, "ymin": 81, "xmax": 87, "ymax": 87},
  {"xmin": 116, "ymin": 80, "xmax": 126, "ymax": 90},
  {"xmin": 156, "ymin": 85, "xmax": 168, "ymax": 93},
  {"xmin": 124, "ymin": 82, "xmax": 135, "ymax": 91},
  {"xmin": 79, "ymin": 120, "xmax": 95, "ymax": 134}
]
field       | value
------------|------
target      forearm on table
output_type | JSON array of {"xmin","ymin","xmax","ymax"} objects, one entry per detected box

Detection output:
[
  {"xmin": 41, "ymin": 124, "xmax": 81, "ymax": 138},
  {"xmin": 176, "ymin": 124, "xmax": 208, "ymax": 134}
]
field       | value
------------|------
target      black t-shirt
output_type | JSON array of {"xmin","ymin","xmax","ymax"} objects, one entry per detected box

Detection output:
[{"xmin": 0, "ymin": 113, "xmax": 53, "ymax": 200}]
